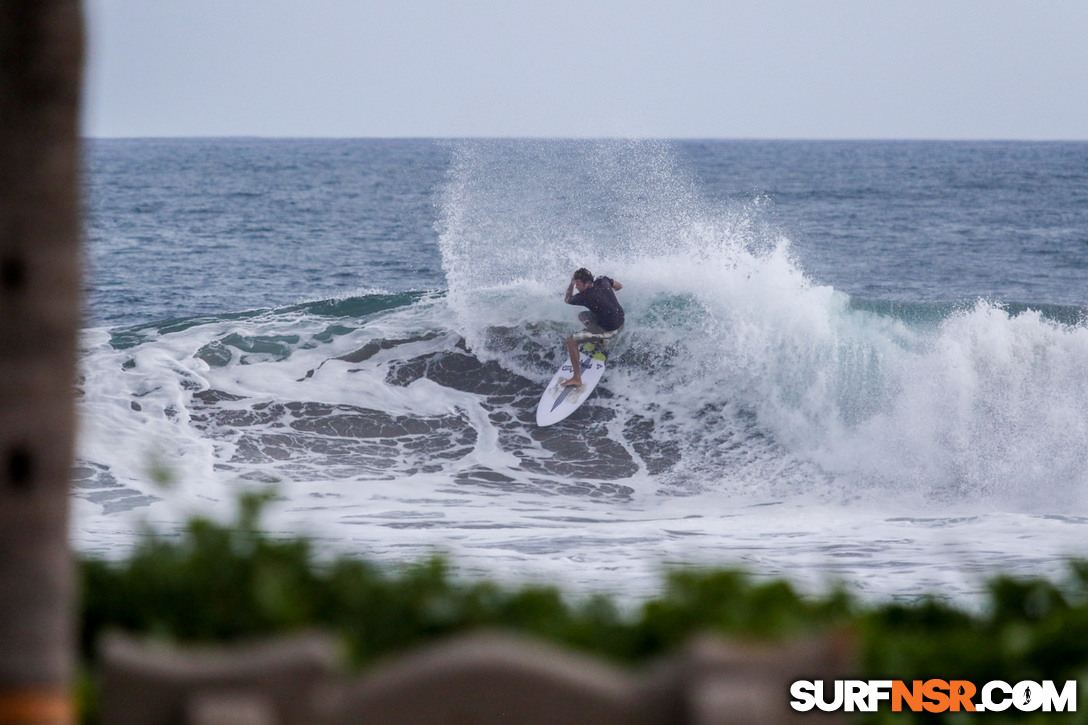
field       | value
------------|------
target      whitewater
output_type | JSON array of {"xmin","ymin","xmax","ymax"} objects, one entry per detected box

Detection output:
[{"xmin": 76, "ymin": 138, "xmax": 1088, "ymax": 604}]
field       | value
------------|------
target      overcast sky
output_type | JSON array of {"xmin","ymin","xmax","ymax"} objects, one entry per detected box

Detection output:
[{"xmin": 83, "ymin": 0, "xmax": 1088, "ymax": 139}]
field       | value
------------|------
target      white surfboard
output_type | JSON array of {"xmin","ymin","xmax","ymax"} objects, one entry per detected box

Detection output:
[{"xmin": 535, "ymin": 342, "xmax": 608, "ymax": 426}]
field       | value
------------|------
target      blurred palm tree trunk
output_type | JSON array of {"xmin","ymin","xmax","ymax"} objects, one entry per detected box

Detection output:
[{"xmin": 0, "ymin": 1, "xmax": 84, "ymax": 724}]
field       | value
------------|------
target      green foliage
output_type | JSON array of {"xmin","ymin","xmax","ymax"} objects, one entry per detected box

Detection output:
[
  {"xmin": 79, "ymin": 491, "xmax": 852, "ymax": 667},
  {"xmin": 79, "ymin": 491, "xmax": 1088, "ymax": 723},
  {"xmin": 852, "ymin": 570, "xmax": 1088, "ymax": 723},
  {"xmin": 630, "ymin": 569, "xmax": 852, "ymax": 660},
  {"xmin": 82, "ymin": 490, "xmax": 322, "ymax": 652}
]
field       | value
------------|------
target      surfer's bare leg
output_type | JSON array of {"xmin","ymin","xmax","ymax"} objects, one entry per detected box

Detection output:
[{"xmin": 561, "ymin": 336, "xmax": 582, "ymax": 387}]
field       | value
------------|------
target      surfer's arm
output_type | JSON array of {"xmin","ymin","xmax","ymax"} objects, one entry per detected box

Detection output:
[
  {"xmin": 564, "ymin": 278, "xmax": 576, "ymax": 303},
  {"xmin": 611, "ymin": 280, "xmax": 623, "ymax": 291}
]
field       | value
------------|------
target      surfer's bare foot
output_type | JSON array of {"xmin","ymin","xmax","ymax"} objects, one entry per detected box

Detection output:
[{"xmin": 560, "ymin": 377, "xmax": 582, "ymax": 387}]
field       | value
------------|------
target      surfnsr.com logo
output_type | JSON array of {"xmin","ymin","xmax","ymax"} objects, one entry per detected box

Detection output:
[{"xmin": 790, "ymin": 679, "xmax": 1077, "ymax": 713}]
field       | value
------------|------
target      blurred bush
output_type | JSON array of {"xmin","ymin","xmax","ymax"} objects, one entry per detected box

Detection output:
[{"xmin": 80, "ymin": 491, "xmax": 1088, "ymax": 723}]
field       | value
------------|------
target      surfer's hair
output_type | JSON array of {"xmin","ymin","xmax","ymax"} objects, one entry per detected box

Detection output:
[{"xmin": 573, "ymin": 268, "xmax": 594, "ymax": 284}]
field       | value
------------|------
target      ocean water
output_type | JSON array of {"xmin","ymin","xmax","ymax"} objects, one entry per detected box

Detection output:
[{"xmin": 77, "ymin": 138, "xmax": 1088, "ymax": 604}]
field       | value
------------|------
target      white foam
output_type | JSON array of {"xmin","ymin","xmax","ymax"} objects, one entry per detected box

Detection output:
[{"xmin": 74, "ymin": 140, "xmax": 1088, "ymax": 606}]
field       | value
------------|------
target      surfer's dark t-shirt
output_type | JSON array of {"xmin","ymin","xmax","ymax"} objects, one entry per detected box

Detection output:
[{"xmin": 567, "ymin": 276, "xmax": 624, "ymax": 331}]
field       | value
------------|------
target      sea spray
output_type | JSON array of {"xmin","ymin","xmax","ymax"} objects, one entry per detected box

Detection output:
[
  {"xmin": 436, "ymin": 139, "xmax": 1088, "ymax": 509},
  {"xmin": 820, "ymin": 302, "xmax": 1088, "ymax": 507}
]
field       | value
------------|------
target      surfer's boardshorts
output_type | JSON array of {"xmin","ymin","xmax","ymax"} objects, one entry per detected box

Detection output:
[{"xmin": 572, "ymin": 311, "xmax": 623, "ymax": 343}]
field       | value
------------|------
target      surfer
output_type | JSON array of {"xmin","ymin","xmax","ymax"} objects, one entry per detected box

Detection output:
[{"xmin": 561, "ymin": 268, "xmax": 624, "ymax": 387}]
